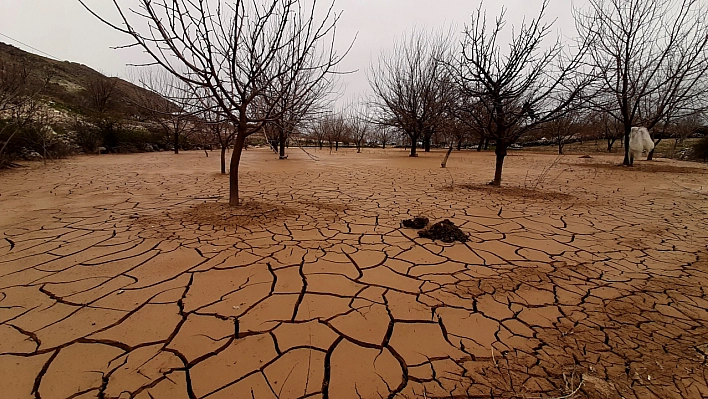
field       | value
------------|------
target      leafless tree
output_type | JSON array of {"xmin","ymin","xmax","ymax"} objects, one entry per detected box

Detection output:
[
  {"xmin": 84, "ymin": 74, "xmax": 118, "ymax": 114},
  {"xmin": 199, "ymin": 103, "xmax": 237, "ymax": 174},
  {"xmin": 308, "ymin": 122, "xmax": 328, "ymax": 149},
  {"xmin": 450, "ymin": 97, "xmax": 489, "ymax": 151},
  {"xmin": 672, "ymin": 114, "xmax": 704, "ymax": 149},
  {"xmin": 589, "ymin": 110, "xmax": 623, "ymax": 152},
  {"xmin": 320, "ymin": 112, "xmax": 348, "ymax": 152},
  {"xmin": 649, "ymin": 112, "xmax": 704, "ymax": 158},
  {"xmin": 344, "ymin": 101, "xmax": 371, "ymax": 153},
  {"xmin": 80, "ymin": 0, "xmax": 346, "ymax": 205},
  {"xmin": 0, "ymin": 61, "xmax": 30, "ymax": 112},
  {"xmin": 368, "ymin": 29, "xmax": 454, "ymax": 157},
  {"xmin": 576, "ymin": 0, "xmax": 708, "ymax": 165},
  {"xmin": 0, "ymin": 60, "xmax": 49, "ymax": 167},
  {"xmin": 133, "ymin": 71, "xmax": 197, "ymax": 154},
  {"xmin": 450, "ymin": 0, "xmax": 591, "ymax": 185},
  {"xmin": 260, "ymin": 48, "xmax": 337, "ymax": 159},
  {"xmin": 546, "ymin": 108, "xmax": 585, "ymax": 154},
  {"xmin": 638, "ymin": 94, "xmax": 708, "ymax": 160},
  {"xmin": 373, "ymin": 126, "xmax": 394, "ymax": 149}
]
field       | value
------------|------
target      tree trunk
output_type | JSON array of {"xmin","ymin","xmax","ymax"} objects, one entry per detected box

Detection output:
[
  {"xmin": 174, "ymin": 131, "xmax": 179, "ymax": 154},
  {"xmin": 229, "ymin": 134, "xmax": 246, "ymax": 206},
  {"xmin": 409, "ymin": 134, "xmax": 418, "ymax": 157},
  {"xmin": 558, "ymin": 141, "xmax": 564, "ymax": 155},
  {"xmin": 279, "ymin": 131, "xmax": 287, "ymax": 159},
  {"xmin": 441, "ymin": 142, "xmax": 454, "ymax": 168},
  {"xmin": 647, "ymin": 138, "xmax": 661, "ymax": 161},
  {"xmin": 423, "ymin": 135, "xmax": 431, "ymax": 152},
  {"xmin": 622, "ymin": 128, "xmax": 631, "ymax": 165},
  {"xmin": 484, "ymin": 138, "xmax": 490, "ymax": 150},
  {"xmin": 457, "ymin": 140, "xmax": 462, "ymax": 151},
  {"xmin": 491, "ymin": 141, "xmax": 507, "ymax": 186},
  {"xmin": 477, "ymin": 139, "xmax": 483, "ymax": 151},
  {"xmin": 381, "ymin": 141, "xmax": 386, "ymax": 149},
  {"xmin": 220, "ymin": 145, "xmax": 227, "ymax": 174}
]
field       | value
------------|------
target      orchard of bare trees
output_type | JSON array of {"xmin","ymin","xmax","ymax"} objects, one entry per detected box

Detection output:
[
  {"xmin": 365, "ymin": 0, "xmax": 708, "ymax": 184},
  {"xmin": 80, "ymin": 0, "xmax": 347, "ymax": 205},
  {"xmin": 65, "ymin": 0, "xmax": 707, "ymax": 200}
]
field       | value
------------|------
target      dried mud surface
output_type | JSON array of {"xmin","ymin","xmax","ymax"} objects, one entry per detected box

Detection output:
[
  {"xmin": 1, "ymin": 149, "xmax": 708, "ymax": 399},
  {"xmin": 575, "ymin": 161, "xmax": 708, "ymax": 175}
]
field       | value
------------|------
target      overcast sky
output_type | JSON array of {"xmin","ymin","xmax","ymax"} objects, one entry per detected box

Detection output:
[{"xmin": 0, "ymin": 0, "xmax": 580, "ymax": 103}]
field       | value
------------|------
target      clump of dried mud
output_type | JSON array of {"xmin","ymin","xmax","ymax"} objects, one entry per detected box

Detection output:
[
  {"xmin": 458, "ymin": 184, "xmax": 575, "ymax": 201},
  {"xmin": 418, "ymin": 219, "xmax": 469, "ymax": 243},
  {"xmin": 401, "ymin": 216, "xmax": 429, "ymax": 229}
]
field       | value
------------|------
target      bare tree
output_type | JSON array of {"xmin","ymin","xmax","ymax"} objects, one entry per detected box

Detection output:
[
  {"xmin": 133, "ymin": 71, "xmax": 197, "ymax": 154},
  {"xmin": 593, "ymin": 111, "xmax": 623, "ymax": 152},
  {"xmin": 576, "ymin": 0, "xmax": 708, "ymax": 165},
  {"xmin": 649, "ymin": 112, "xmax": 704, "ymax": 158},
  {"xmin": 344, "ymin": 101, "xmax": 371, "ymax": 153},
  {"xmin": 320, "ymin": 112, "xmax": 348, "ymax": 152},
  {"xmin": 84, "ymin": 74, "xmax": 118, "ymax": 114},
  {"xmin": 80, "ymin": 0, "xmax": 346, "ymax": 205},
  {"xmin": 450, "ymin": 1, "xmax": 590, "ymax": 185},
  {"xmin": 369, "ymin": 29, "xmax": 453, "ymax": 157},
  {"xmin": 0, "ymin": 61, "xmax": 30, "ymax": 112},
  {"xmin": 1, "ymin": 61, "xmax": 32, "ymax": 165},
  {"xmin": 546, "ymin": 108, "xmax": 584, "ymax": 154},
  {"xmin": 673, "ymin": 114, "xmax": 703, "ymax": 146},
  {"xmin": 374, "ymin": 126, "xmax": 393, "ymax": 149},
  {"xmin": 308, "ymin": 122, "xmax": 328, "ymax": 150},
  {"xmin": 260, "ymin": 48, "xmax": 336, "ymax": 159},
  {"xmin": 0, "ymin": 60, "xmax": 49, "ymax": 167},
  {"xmin": 450, "ymin": 97, "xmax": 489, "ymax": 152},
  {"xmin": 199, "ymin": 104, "xmax": 236, "ymax": 174}
]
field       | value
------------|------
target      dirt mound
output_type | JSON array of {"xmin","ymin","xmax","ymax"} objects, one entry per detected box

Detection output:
[
  {"xmin": 135, "ymin": 201, "xmax": 297, "ymax": 236},
  {"xmin": 418, "ymin": 219, "xmax": 468, "ymax": 243},
  {"xmin": 401, "ymin": 216, "xmax": 429, "ymax": 229}
]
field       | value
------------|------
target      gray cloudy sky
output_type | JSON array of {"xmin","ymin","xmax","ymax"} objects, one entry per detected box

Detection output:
[{"xmin": 0, "ymin": 0, "xmax": 579, "ymax": 101}]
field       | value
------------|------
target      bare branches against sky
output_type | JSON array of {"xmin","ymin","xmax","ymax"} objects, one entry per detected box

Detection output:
[{"xmin": 0, "ymin": 0, "xmax": 579, "ymax": 101}]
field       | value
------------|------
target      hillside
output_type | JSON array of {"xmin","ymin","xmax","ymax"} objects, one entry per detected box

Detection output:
[{"xmin": 0, "ymin": 41, "xmax": 166, "ymax": 119}]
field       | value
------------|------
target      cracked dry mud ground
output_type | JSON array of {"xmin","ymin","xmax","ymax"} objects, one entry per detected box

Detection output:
[{"xmin": 1, "ymin": 149, "xmax": 708, "ymax": 399}]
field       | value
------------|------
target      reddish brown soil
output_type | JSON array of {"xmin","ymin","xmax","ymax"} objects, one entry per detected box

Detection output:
[{"xmin": 1, "ymin": 148, "xmax": 708, "ymax": 399}]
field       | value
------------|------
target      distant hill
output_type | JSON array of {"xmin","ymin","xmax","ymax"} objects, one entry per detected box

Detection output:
[{"xmin": 0, "ymin": 42, "xmax": 166, "ymax": 120}]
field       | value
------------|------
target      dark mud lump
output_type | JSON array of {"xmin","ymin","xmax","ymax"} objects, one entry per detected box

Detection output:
[
  {"xmin": 401, "ymin": 216, "xmax": 429, "ymax": 229},
  {"xmin": 418, "ymin": 219, "xmax": 468, "ymax": 243}
]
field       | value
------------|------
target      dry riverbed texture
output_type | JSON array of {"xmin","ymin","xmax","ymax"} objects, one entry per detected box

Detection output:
[{"xmin": 1, "ymin": 148, "xmax": 708, "ymax": 399}]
